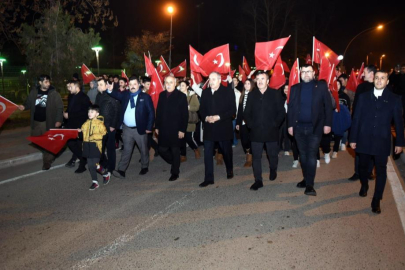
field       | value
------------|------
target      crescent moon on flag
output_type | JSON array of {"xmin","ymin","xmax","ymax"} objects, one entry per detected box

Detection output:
[
  {"xmin": 0, "ymin": 102, "xmax": 6, "ymax": 114},
  {"xmin": 53, "ymin": 134, "xmax": 65, "ymax": 140},
  {"xmin": 281, "ymin": 64, "xmax": 285, "ymax": 76},
  {"xmin": 275, "ymin": 46, "xmax": 284, "ymax": 50},
  {"xmin": 158, "ymin": 65, "xmax": 163, "ymax": 73},
  {"xmin": 193, "ymin": 55, "xmax": 200, "ymax": 66},
  {"xmin": 217, "ymin": 53, "xmax": 225, "ymax": 68}
]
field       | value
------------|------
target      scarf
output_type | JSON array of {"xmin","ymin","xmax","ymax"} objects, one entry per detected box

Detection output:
[{"xmin": 130, "ymin": 90, "xmax": 140, "ymax": 109}]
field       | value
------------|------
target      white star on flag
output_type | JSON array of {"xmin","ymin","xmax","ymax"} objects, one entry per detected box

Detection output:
[
  {"xmin": 179, "ymin": 66, "xmax": 184, "ymax": 71},
  {"xmin": 269, "ymin": 52, "xmax": 275, "ymax": 58},
  {"xmin": 213, "ymin": 59, "xmax": 218, "ymax": 65}
]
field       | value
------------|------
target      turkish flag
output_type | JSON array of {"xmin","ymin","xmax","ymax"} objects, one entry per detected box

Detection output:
[
  {"xmin": 269, "ymin": 56, "xmax": 286, "ymax": 89},
  {"xmin": 190, "ymin": 45, "xmax": 207, "ymax": 76},
  {"xmin": 346, "ymin": 69, "xmax": 359, "ymax": 92},
  {"xmin": 318, "ymin": 55, "xmax": 334, "ymax": 82},
  {"xmin": 149, "ymin": 68, "xmax": 165, "ymax": 109},
  {"xmin": 171, "ymin": 60, "xmax": 187, "ymax": 78},
  {"xmin": 313, "ymin": 37, "xmax": 340, "ymax": 66},
  {"xmin": 199, "ymin": 44, "xmax": 231, "ymax": 75},
  {"xmin": 357, "ymin": 62, "xmax": 365, "ymax": 84},
  {"xmin": 220, "ymin": 70, "xmax": 236, "ymax": 86},
  {"xmin": 255, "ymin": 36, "xmax": 290, "ymax": 70},
  {"xmin": 0, "ymin": 95, "xmax": 18, "ymax": 128},
  {"xmin": 121, "ymin": 70, "xmax": 129, "ymax": 83},
  {"xmin": 242, "ymin": 56, "xmax": 252, "ymax": 75},
  {"xmin": 191, "ymin": 71, "xmax": 203, "ymax": 85},
  {"xmin": 81, "ymin": 64, "xmax": 96, "ymax": 84},
  {"xmin": 305, "ymin": 54, "xmax": 312, "ymax": 65},
  {"xmin": 202, "ymin": 79, "xmax": 210, "ymax": 90},
  {"xmin": 282, "ymin": 61, "xmax": 290, "ymax": 73},
  {"xmin": 144, "ymin": 54, "xmax": 155, "ymax": 77},
  {"xmin": 329, "ymin": 77, "xmax": 340, "ymax": 112},
  {"xmin": 27, "ymin": 129, "xmax": 78, "ymax": 154},
  {"xmin": 157, "ymin": 56, "xmax": 171, "ymax": 79},
  {"xmin": 287, "ymin": 58, "xmax": 300, "ymax": 103},
  {"xmin": 239, "ymin": 65, "xmax": 247, "ymax": 83}
]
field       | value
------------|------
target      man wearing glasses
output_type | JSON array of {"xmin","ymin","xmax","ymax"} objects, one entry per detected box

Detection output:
[{"xmin": 287, "ymin": 64, "xmax": 333, "ymax": 196}]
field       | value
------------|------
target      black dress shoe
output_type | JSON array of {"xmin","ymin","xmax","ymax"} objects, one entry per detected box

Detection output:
[
  {"xmin": 250, "ymin": 181, "xmax": 263, "ymax": 191},
  {"xmin": 304, "ymin": 186, "xmax": 317, "ymax": 196},
  {"xmin": 75, "ymin": 166, "xmax": 87, "ymax": 174},
  {"xmin": 269, "ymin": 170, "xmax": 277, "ymax": 181},
  {"xmin": 199, "ymin": 180, "xmax": 214, "ymax": 187},
  {"xmin": 371, "ymin": 198, "xmax": 381, "ymax": 214},
  {"xmin": 296, "ymin": 179, "xmax": 306, "ymax": 188},
  {"xmin": 169, "ymin": 174, "xmax": 179, "ymax": 181},
  {"xmin": 368, "ymin": 173, "xmax": 375, "ymax": 181},
  {"xmin": 139, "ymin": 168, "xmax": 149, "ymax": 175},
  {"xmin": 348, "ymin": 173, "xmax": 359, "ymax": 181},
  {"xmin": 113, "ymin": 170, "xmax": 126, "ymax": 179},
  {"xmin": 227, "ymin": 171, "xmax": 234, "ymax": 179},
  {"xmin": 42, "ymin": 164, "xmax": 51, "ymax": 171},
  {"xmin": 359, "ymin": 184, "xmax": 369, "ymax": 197}
]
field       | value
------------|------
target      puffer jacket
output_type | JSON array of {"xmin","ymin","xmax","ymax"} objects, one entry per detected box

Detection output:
[{"xmin": 81, "ymin": 116, "xmax": 107, "ymax": 154}]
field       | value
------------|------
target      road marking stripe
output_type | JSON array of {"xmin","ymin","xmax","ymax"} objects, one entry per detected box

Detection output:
[
  {"xmin": 0, "ymin": 164, "xmax": 65, "ymax": 185},
  {"xmin": 387, "ymin": 157, "xmax": 405, "ymax": 234}
]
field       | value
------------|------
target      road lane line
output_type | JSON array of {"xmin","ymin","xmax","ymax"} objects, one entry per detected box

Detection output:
[
  {"xmin": 387, "ymin": 157, "xmax": 405, "ymax": 234},
  {"xmin": 0, "ymin": 164, "xmax": 65, "ymax": 185}
]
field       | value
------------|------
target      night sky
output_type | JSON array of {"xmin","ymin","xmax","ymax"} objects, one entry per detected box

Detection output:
[{"xmin": 4, "ymin": 0, "xmax": 405, "ymax": 72}]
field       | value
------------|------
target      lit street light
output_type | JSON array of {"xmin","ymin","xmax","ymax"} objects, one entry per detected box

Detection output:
[
  {"xmin": 342, "ymin": 24, "xmax": 384, "ymax": 66},
  {"xmin": 0, "ymin": 57, "xmax": 6, "ymax": 95},
  {"xmin": 91, "ymin": 46, "xmax": 102, "ymax": 76},
  {"xmin": 167, "ymin": 5, "xmax": 175, "ymax": 68},
  {"xmin": 380, "ymin": 54, "xmax": 386, "ymax": 70},
  {"xmin": 21, "ymin": 70, "xmax": 29, "ymax": 94}
]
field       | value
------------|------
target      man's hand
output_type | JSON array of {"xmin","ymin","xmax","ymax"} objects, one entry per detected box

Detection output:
[
  {"xmin": 55, "ymin": 122, "xmax": 62, "ymax": 128},
  {"xmin": 63, "ymin": 112, "xmax": 68, "ymax": 119},
  {"xmin": 350, "ymin": 143, "xmax": 356, "ymax": 149},
  {"xmin": 236, "ymin": 125, "xmax": 240, "ymax": 131},
  {"xmin": 18, "ymin": 105, "xmax": 25, "ymax": 111},
  {"xmin": 288, "ymin": 127, "xmax": 293, "ymax": 136},
  {"xmin": 324, "ymin": 126, "xmax": 331, "ymax": 134},
  {"xmin": 395, "ymin": 146, "xmax": 403, "ymax": 155},
  {"xmin": 248, "ymin": 69, "xmax": 256, "ymax": 79},
  {"xmin": 178, "ymin": 131, "xmax": 185, "ymax": 139},
  {"xmin": 227, "ymin": 75, "xmax": 232, "ymax": 83},
  {"xmin": 146, "ymin": 130, "xmax": 152, "ymax": 134},
  {"xmin": 77, "ymin": 128, "xmax": 82, "ymax": 132},
  {"xmin": 110, "ymin": 127, "xmax": 115, "ymax": 132},
  {"xmin": 107, "ymin": 82, "xmax": 114, "ymax": 92}
]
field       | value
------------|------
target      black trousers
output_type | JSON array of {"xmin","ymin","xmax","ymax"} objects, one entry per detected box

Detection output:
[
  {"xmin": 147, "ymin": 133, "xmax": 158, "ymax": 151},
  {"xmin": 239, "ymin": 125, "xmax": 251, "ymax": 154},
  {"xmin": 204, "ymin": 140, "xmax": 233, "ymax": 182},
  {"xmin": 159, "ymin": 146, "xmax": 181, "ymax": 175},
  {"xmin": 358, "ymin": 153, "xmax": 388, "ymax": 200},
  {"xmin": 180, "ymin": 132, "xmax": 199, "ymax": 156},
  {"xmin": 320, "ymin": 133, "xmax": 332, "ymax": 154},
  {"xmin": 291, "ymin": 137, "xmax": 299, "ymax": 160},
  {"xmin": 100, "ymin": 129, "xmax": 116, "ymax": 172},
  {"xmin": 279, "ymin": 120, "xmax": 291, "ymax": 151},
  {"xmin": 88, "ymin": 157, "xmax": 99, "ymax": 181},
  {"xmin": 251, "ymin": 141, "xmax": 279, "ymax": 182},
  {"xmin": 67, "ymin": 139, "xmax": 85, "ymax": 164},
  {"xmin": 332, "ymin": 134, "xmax": 343, "ymax": 152}
]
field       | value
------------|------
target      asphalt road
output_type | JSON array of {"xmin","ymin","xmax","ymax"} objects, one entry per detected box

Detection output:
[{"xmin": 1, "ymin": 145, "xmax": 405, "ymax": 269}]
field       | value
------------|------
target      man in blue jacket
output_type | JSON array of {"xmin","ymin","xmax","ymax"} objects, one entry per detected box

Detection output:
[
  {"xmin": 108, "ymin": 76, "xmax": 155, "ymax": 178},
  {"xmin": 350, "ymin": 70, "xmax": 404, "ymax": 214}
]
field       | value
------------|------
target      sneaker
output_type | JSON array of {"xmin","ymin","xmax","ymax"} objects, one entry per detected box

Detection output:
[
  {"xmin": 284, "ymin": 151, "xmax": 290, "ymax": 156},
  {"xmin": 97, "ymin": 165, "xmax": 106, "ymax": 175},
  {"xmin": 324, "ymin": 153, "xmax": 330, "ymax": 164},
  {"xmin": 65, "ymin": 158, "xmax": 76, "ymax": 168},
  {"xmin": 340, "ymin": 144, "xmax": 346, "ymax": 151},
  {"xmin": 292, "ymin": 160, "xmax": 299, "ymax": 168},
  {"xmin": 332, "ymin": 152, "xmax": 338, "ymax": 159},
  {"xmin": 89, "ymin": 181, "xmax": 99, "ymax": 190},
  {"xmin": 317, "ymin": 160, "xmax": 320, "ymax": 168},
  {"xmin": 103, "ymin": 172, "xmax": 111, "ymax": 185}
]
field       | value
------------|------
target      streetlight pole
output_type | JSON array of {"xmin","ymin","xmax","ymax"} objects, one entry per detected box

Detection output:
[
  {"xmin": 167, "ymin": 6, "xmax": 174, "ymax": 68},
  {"xmin": 92, "ymin": 46, "xmax": 102, "ymax": 76},
  {"xmin": 0, "ymin": 58, "xmax": 6, "ymax": 95},
  {"xmin": 342, "ymin": 25, "xmax": 383, "ymax": 66},
  {"xmin": 380, "ymin": 54, "xmax": 385, "ymax": 70}
]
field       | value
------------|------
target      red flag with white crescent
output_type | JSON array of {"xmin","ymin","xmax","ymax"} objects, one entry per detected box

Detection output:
[
  {"xmin": 287, "ymin": 58, "xmax": 300, "ymax": 103},
  {"xmin": 170, "ymin": 60, "xmax": 187, "ymax": 78},
  {"xmin": 313, "ymin": 37, "xmax": 340, "ymax": 66},
  {"xmin": 239, "ymin": 65, "xmax": 247, "ymax": 83},
  {"xmin": 282, "ymin": 60, "xmax": 290, "ymax": 73},
  {"xmin": 199, "ymin": 44, "xmax": 231, "ymax": 75},
  {"xmin": 157, "ymin": 56, "xmax": 171, "ymax": 79},
  {"xmin": 0, "ymin": 95, "xmax": 18, "ymax": 128},
  {"xmin": 269, "ymin": 56, "xmax": 286, "ymax": 89},
  {"xmin": 346, "ymin": 69, "xmax": 359, "ymax": 92},
  {"xmin": 242, "ymin": 56, "xmax": 252, "ymax": 75},
  {"xmin": 329, "ymin": 76, "xmax": 340, "ymax": 112},
  {"xmin": 190, "ymin": 45, "xmax": 207, "ymax": 76},
  {"xmin": 255, "ymin": 36, "xmax": 290, "ymax": 70},
  {"xmin": 220, "ymin": 70, "xmax": 235, "ymax": 86},
  {"xmin": 27, "ymin": 129, "xmax": 78, "ymax": 154},
  {"xmin": 144, "ymin": 54, "xmax": 155, "ymax": 77},
  {"xmin": 149, "ymin": 68, "xmax": 164, "ymax": 109},
  {"xmin": 191, "ymin": 71, "xmax": 203, "ymax": 85},
  {"xmin": 81, "ymin": 64, "xmax": 96, "ymax": 84},
  {"xmin": 318, "ymin": 55, "xmax": 334, "ymax": 82}
]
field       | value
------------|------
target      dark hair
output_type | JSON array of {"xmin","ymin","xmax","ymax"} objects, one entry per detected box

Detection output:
[
  {"xmin": 108, "ymin": 75, "xmax": 113, "ymax": 79},
  {"xmin": 301, "ymin": 64, "xmax": 314, "ymax": 70},
  {"xmin": 113, "ymin": 75, "xmax": 119, "ymax": 79},
  {"xmin": 338, "ymin": 74, "xmax": 348, "ymax": 80},
  {"xmin": 88, "ymin": 104, "xmax": 100, "ymax": 113},
  {"xmin": 239, "ymin": 79, "xmax": 255, "ymax": 104},
  {"xmin": 119, "ymin": 77, "xmax": 128, "ymax": 83},
  {"xmin": 180, "ymin": 80, "xmax": 190, "ymax": 87},
  {"xmin": 97, "ymin": 78, "xmax": 108, "ymax": 84},
  {"xmin": 38, "ymin": 74, "xmax": 51, "ymax": 82},
  {"xmin": 365, "ymin": 64, "xmax": 377, "ymax": 75},
  {"xmin": 142, "ymin": 76, "xmax": 151, "ymax": 83},
  {"xmin": 375, "ymin": 70, "xmax": 389, "ymax": 76},
  {"xmin": 69, "ymin": 80, "xmax": 81, "ymax": 89},
  {"xmin": 72, "ymin": 73, "xmax": 79, "ymax": 80},
  {"xmin": 255, "ymin": 70, "xmax": 269, "ymax": 80},
  {"xmin": 128, "ymin": 76, "xmax": 140, "ymax": 84}
]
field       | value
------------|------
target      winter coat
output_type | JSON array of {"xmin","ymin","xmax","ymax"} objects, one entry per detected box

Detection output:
[
  {"xmin": 65, "ymin": 91, "xmax": 91, "ymax": 129},
  {"xmin": 87, "ymin": 80, "xmax": 98, "ymax": 104},
  {"xmin": 183, "ymin": 90, "xmax": 200, "ymax": 132},
  {"xmin": 81, "ymin": 116, "xmax": 107, "ymax": 158},
  {"xmin": 95, "ymin": 91, "xmax": 120, "ymax": 129}
]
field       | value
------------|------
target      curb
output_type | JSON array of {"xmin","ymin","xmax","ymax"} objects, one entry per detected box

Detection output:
[{"xmin": 0, "ymin": 153, "xmax": 42, "ymax": 170}]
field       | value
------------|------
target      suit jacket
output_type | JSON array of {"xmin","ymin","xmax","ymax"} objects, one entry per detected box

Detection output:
[
  {"xmin": 109, "ymin": 90, "xmax": 155, "ymax": 135},
  {"xmin": 65, "ymin": 91, "xmax": 91, "ymax": 129},
  {"xmin": 287, "ymin": 80, "xmax": 333, "ymax": 136},
  {"xmin": 244, "ymin": 87, "xmax": 285, "ymax": 142},
  {"xmin": 349, "ymin": 88, "xmax": 405, "ymax": 156},
  {"xmin": 199, "ymin": 84, "xmax": 236, "ymax": 141},
  {"xmin": 155, "ymin": 90, "xmax": 189, "ymax": 147}
]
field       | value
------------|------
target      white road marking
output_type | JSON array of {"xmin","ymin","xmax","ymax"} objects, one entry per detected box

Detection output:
[
  {"xmin": 0, "ymin": 164, "xmax": 65, "ymax": 185},
  {"xmin": 387, "ymin": 157, "xmax": 405, "ymax": 234}
]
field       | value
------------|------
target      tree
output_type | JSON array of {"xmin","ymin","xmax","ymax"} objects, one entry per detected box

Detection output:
[
  {"xmin": 19, "ymin": 5, "xmax": 100, "ymax": 90},
  {"xmin": 0, "ymin": 0, "xmax": 117, "ymax": 50},
  {"xmin": 122, "ymin": 31, "xmax": 170, "ymax": 75}
]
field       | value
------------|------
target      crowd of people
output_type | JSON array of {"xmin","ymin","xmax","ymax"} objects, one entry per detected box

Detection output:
[{"xmin": 17, "ymin": 62, "xmax": 405, "ymax": 215}]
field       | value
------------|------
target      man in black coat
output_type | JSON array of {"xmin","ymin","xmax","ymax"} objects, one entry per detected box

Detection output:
[
  {"xmin": 244, "ymin": 71, "xmax": 286, "ymax": 190},
  {"xmin": 155, "ymin": 75, "xmax": 189, "ymax": 181},
  {"xmin": 350, "ymin": 70, "xmax": 404, "ymax": 214},
  {"xmin": 198, "ymin": 72, "xmax": 236, "ymax": 187},
  {"xmin": 64, "ymin": 80, "xmax": 91, "ymax": 173},
  {"xmin": 287, "ymin": 64, "xmax": 333, "ymax": 196}
]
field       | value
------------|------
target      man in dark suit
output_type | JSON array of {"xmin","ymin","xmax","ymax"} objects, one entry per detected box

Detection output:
[
  {"xmin": 244, "ymin": 71, "xmax": 285, "ymax": 190},
  {"xmin": 287, "ymin": 64, "xmax": 333, "ymax": 196},
  {"xmin": 155, "ymin": 75, "xmax": 189, "ymax": 181},
  {"xmin": 108, "ymin": 76, "xmax": 155, "ymax": 179},
  {"xmin": 198, "ymin": 72, "xmax": 236, "ymax": 187},
  {"xmin": 350, "ymin": 70, "xmax": 404, "ymax": 214}
]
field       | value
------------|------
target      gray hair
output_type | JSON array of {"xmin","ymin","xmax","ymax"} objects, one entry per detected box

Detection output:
[{"xmin": 209, "ymin": 72, "xmax": 221, "ymax": 80}]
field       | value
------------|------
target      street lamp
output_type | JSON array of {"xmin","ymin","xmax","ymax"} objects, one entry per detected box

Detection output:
[
  {"xmin": 0, "ymin": 58, "xmax": 6, "ymax": 95},
  {"xmin": 380, "ymin": 54, "xmax": 385, "ymax": 70},
  {"xmin": 342, "ymin": 24, "xmax": 384, "ymax": 65},
  {"xmin": 21, "ymin": 70, "xmax": 29, "ymax": 94},
  {"xmin": 91, "ymin": 46, "xmax": 102, "ymax": 76},
  {"xmin": 167, "ymin": 5, "xmax": 175, "ymax": 68}
]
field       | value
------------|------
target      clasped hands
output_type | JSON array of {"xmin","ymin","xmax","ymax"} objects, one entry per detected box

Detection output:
[{"xmin": 205, "ymin": 115, "xmax": 220, "ymax": 123}]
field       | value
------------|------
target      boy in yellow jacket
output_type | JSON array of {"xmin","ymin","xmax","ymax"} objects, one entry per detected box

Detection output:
[{"xmin": 79, "ymin": 105, "xmax": 108, "ymax": 190}]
